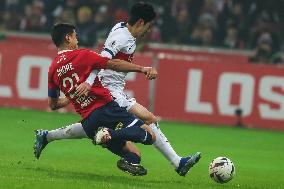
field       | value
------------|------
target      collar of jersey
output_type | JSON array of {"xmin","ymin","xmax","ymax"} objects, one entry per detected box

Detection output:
[
  {"xmin": 122, "ymin": 22, "xmax": 136, "ymax": 41},
  {"xmin": 57, "ymin": 50, "xmax": 73, "ymax": 55}
]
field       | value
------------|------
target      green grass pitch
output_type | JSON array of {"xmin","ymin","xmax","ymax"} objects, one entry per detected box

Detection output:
[{"xmin": 0, "ymin": 107, "xmax": 283, "ymax": 189}]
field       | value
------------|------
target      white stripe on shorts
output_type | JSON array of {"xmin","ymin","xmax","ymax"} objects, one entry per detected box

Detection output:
[
  {"xmin": 126, "ymin": 119, "xmax": 139, "ymax": 128},
  {"xmin": 143, "ymin": 131, "xmax": 148, "ymax": 142}
]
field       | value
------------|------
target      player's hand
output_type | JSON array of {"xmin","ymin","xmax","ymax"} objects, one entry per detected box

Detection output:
[
  {"xmin": 142, "ymin": 67, "xmax": 158, "ymax": 80},
  {"xmin": 75, "ymin": 82, "xmax": 91, "ymax": 96}
]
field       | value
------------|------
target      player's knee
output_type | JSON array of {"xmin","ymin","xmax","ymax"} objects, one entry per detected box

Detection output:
[
  {"xmin": 144, "ymin": 114, "xmax": 158, "ymax": 125},
  {"xmin": 140, "ymin": 125, "xmax": 156, "ymax": 145},
  {"xmin": 148, "ymin": 129, "xmax": 156, "ymax": 144},
  {"xmin": 134, "ymin": 150, "xmax": 141, "ymax": 158},
  {"xmin": 142, "ymin": 131, "xmax": 154, "ymax": 145}
]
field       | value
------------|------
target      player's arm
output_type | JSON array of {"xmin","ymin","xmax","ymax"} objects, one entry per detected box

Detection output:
[
  {"xmin": 75, "ymin": 60, "xmax": 157, "ymax": 96},
  {"xmin": 75, "ymin": 50, "xmax": 157, "ymax": 96},
  {"xmin": 83, "ymin": 59, "xmax": 157, "ymax": 80},
  {"xmin": 81, "ymin": 49, "xmax": 157, "ymax": 76},
  {"xmin": 75, "ymin": 70, "xmax": 97, "ymax": 97},
  {"xmin": 48, "ymin": 73, "xmax": 70, "ymax": 110},
  {"xmin": 48, "ymin": 97, "xmax": 70, "ymax": 110},
  {"xmin": 105, "ymin": 59, "xmax": 157, "ymax": 79}
]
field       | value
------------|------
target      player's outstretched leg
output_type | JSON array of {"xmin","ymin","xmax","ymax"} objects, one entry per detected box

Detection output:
[
  {"xmin": 34, "ymin": 129, "xmax": 49, "ymax": 159},
  {"xmin": 94, "ymin": 126, "xmax": 154, "ymax": 145},
  {"xmin": 117, "ymin": 158, "xmax": 147, "ymax": 176},
  {"xmin": 176, "ymin": 152, "xmax": 202, "ymax": 176}
]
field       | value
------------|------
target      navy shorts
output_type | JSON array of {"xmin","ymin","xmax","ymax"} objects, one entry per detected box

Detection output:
[
  {"xmin": 81, "ymin": 100, "xmax": 144, "ymax": 139},
  {"xmin": 81, "ymin": 101, "xmax": 144, "ymax": 156}
]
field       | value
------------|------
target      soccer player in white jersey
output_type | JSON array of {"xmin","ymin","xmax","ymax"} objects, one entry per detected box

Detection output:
[{"xmin": 35, "ymin": 2, "xmax": 201, "ymax": 176}]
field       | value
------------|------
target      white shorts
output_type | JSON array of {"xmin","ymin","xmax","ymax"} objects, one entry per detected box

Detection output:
[{"xmin": 111, "ymin": 91, "xmax": 136, "ymax": 111}]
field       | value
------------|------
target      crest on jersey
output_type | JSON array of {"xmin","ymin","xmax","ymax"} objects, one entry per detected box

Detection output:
[
  {"xmin": 128, "ymin": 44, "xmax": 135, "ymax": 51},
  {"xmin": 57, "ymin": 54, "xmax": 67, "ymax": 64},
  {"xmin": 111, "ymin": 41, "xmax": 116, "ymax": 47},
  {"xmin": 115, "ymin": 122, "xmax": 124, "ymax": 130}
]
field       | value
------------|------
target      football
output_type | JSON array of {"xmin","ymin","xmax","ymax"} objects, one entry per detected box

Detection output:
[{"xmin": 209, "ymin": 157, "xmax": 235, "ymax": 184}]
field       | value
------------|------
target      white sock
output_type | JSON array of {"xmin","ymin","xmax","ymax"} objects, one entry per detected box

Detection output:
[
  {"xmin": 47, "ymin": 123, "xmax": 87, "ymax": 142},
  {"xmin": 149, "ymin": 123, "xmax": 181, "ymax": 168}
]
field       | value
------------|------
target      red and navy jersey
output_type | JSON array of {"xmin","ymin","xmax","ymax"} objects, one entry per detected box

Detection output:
[{"xmin": 48, "ymin": 49, "xmax": 112, "ymax": 119}]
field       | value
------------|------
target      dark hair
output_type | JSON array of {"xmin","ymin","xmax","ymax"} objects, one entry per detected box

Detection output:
[
  {"xmin": 128, "ymin": 2, "xmax": 156, "ymax": 26},
  {"xmin": 51, "ymin": 23, "xmax": 75, "ymax": 47}
]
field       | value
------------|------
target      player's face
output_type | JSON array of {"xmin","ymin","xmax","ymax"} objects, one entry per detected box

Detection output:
[
  {"xmin": 66, "ymin": 30, "xmax": 78, "ymax": 49},
  {"xmin": 137, "ymin": 20, "xmax": 154, "ymax": 39}
]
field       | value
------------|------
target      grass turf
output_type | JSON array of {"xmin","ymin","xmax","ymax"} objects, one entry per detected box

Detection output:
[{"xmin": 0, "ymin": 107, "xmax": 283, "ymax": 189}]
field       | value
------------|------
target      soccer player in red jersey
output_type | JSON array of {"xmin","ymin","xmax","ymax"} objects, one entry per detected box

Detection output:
[
  {"xmin": 47, "ymin": 2, "xmax": 201, "ymax": 176},
  {"xmin": 35, "ymin": 23, "xmax": 158, "ymax": 176}
]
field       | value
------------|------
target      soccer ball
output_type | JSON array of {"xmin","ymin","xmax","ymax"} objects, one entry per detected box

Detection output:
[{"xmin": 209, "ymin": 157, "xmax": 235, "ymax": 183}]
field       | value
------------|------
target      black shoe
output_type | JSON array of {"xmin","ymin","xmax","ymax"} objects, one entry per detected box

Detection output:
[{"xmin": 117, "ymin": 158, "xmax": 147, "ymax": 176}]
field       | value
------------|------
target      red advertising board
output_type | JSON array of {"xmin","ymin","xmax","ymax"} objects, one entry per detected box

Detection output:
[
  {"xmin": 1, "ymin": 35, "xmax": 284, "ymax": 130},
  {"xmin": 154, "ymin": 58, "xmax": 284, "ymax": 130},
  {"xmin": 0, "ymin": 36, "xmax": 56, "ymax": 110}
]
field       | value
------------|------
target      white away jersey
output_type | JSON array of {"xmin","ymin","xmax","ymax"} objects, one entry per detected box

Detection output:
[{"xmin": 98, "ymin": 22, "xmax": 136, "ymax": 91}]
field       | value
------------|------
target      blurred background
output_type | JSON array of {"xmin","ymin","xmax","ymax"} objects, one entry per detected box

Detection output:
[
  {"xmin": 0, "ymin": 0, "xmax": 283, "ymax": 53},
  {"xmin": 0, "ymin": 0, "xmax": 283, "ymax": 130}
]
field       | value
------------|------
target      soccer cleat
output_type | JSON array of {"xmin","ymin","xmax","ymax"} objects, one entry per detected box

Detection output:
[
  {"xmin": 34, "ymin": 129, "xmax": 49, "ymax": 159},
  {"xmin": 176, "ymin": 152, "xmax": 201, "ymax": 176},
  {"xmin": 117, "ymin": 158, "xmax": 147, "ymax": 176},
  {"xmin": 93, "ymin": 127, "xmax": 111, "ymax": 145}
]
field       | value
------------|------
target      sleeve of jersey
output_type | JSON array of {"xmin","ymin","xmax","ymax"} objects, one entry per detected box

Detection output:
[
  {"xmin": 101, "ymin": 35, "xmax": 128, "ymax": 59},
  {"xmin": 83, "ymin": 50, "xmax": 109, "ymax": 69},
  {"xmin": 85, "ymin": 70, "xmax": 99, "ymax": 85},
  {"xmin": 48, "ymin": 74, "xmax": 59, "ymax": 98}
]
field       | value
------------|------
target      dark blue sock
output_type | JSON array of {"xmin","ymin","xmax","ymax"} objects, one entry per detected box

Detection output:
[{"xmin": 123, "ymin": 152, "xmax": 141, "ymax": 164}]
